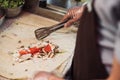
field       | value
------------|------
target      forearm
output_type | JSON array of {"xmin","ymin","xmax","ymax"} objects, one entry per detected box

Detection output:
[
  {"xmin": 107, "ymin": 57, "xmax": 120, "ymax": 80},
  {"xmin": 49, "ymin": 75, "xmax": 65, "ymax": 80}
]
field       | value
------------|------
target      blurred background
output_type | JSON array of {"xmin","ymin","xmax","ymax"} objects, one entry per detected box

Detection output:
[{"xmin": 47, "ymin": 0, "xmax": 87, "ymax": 9}]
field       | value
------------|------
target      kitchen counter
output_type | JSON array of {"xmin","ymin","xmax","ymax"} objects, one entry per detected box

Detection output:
[{"xmin": 0, "ymin": 11, "xmax": 77, "ymax": 80}]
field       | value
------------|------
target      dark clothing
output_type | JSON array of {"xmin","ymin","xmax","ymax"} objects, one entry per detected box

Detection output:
[
  {"xmin": 65, "ymin": 6, "xmax": 108, "ymax": 80},
  {"xmin": 65, "ymin": 0, "xmax": 120, "ymax": 79}
]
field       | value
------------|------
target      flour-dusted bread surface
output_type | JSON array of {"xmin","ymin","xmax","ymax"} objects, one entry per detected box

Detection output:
[{"xmin": 0, "ymin": 12, "xmax": 76, "ymax": 79}]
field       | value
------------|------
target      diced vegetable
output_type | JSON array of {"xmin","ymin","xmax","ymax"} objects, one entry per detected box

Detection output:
[
  {"xmin": 29, "ymin": 47, "xmax": 41, "ymax": 55},
  {"xmin": 19, "ymin": 50, "xmax": 29, "ymax": 56},
  {"xmin": 43, "ymin": 44, "xmax": 52, "ymax": 53},
  {"xmin": 15, "ymin": 42, "xmax": 60, "ymax": 62}
]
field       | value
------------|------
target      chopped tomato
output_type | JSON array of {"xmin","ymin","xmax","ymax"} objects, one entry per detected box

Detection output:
[
  {"xmin": 43, "ymin": 44, "xmax": 52, "ymax": 53},
  {"xmin": 29, "ymin": 47, "xmax": 41, "ymax": 55},
  {"xmin": 19, "ymin": 50, "xmax": 29, "ymax": 56}
]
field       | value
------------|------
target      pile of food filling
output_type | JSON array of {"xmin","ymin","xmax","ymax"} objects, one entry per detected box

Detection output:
[{"xmin": 12, "ymin": 41, "xmax": 60, "ymax": 62}]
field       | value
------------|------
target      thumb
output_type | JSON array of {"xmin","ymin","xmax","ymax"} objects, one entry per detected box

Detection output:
[
  {"xmin": 61, "ymin": 13, "xmax": 71, "ymax": 22},
  {"xmin": 64, "ymin": 18, "xmax": 78, "ymax": 27}
]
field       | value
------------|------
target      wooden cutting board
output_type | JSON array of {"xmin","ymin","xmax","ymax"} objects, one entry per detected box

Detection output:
[{"xmin": 0, "ymin": 12, "xmax": 77, "ymax": 80}]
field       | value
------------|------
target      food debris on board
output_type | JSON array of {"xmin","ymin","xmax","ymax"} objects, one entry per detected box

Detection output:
[
  {"xmin": 1, "ymin": 35, "xmax": 6, "ymax": 38},
  {"xmin": 12, "ymin": 41, "xmax": 61, "ymax": 63}
]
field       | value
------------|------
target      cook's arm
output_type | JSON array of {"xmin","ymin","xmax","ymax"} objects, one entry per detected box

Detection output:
[{"xmin": 107, "ymin": 58, "xmax": 120, "ymax": 80}]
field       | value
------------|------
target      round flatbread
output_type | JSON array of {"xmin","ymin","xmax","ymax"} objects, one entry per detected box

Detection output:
[{"xmin": 0, "ymin": 19, "xmax": 76, "ymax": 79}]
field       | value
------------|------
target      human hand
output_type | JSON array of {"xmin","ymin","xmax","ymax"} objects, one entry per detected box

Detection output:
[
  {"xmin": 29, "ymin": 71, "xmax": 64, "ymax": 80},
  {"xmin": 61, "ymin": 6, "xmax": 85, "ymax": 27}
]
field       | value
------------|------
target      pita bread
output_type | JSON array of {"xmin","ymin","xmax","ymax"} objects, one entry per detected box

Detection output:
[{"xmin": 0, "ymin": 12, "xmax": 76, "ymax": 79}]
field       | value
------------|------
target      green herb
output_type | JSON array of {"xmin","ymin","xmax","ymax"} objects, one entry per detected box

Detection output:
[
  {"xmin": 28, "ymin": 46, "xmax": 31, "ymax": 48},
  {"xmin": 57, "ymin": 50, "xmax": 66, "ymax": 54},
  {"xmin": 10, "ymin": 73, "xmax": 13, "ymax": 75},
  {"xmin": 1, "ymin": 35, "xmax": 6, "ymax": 38},
  {"xmin": 10, "ymin": 52, "xmax": 14, "ymax": 54},
  {"xmin": 25, "ymin": 69, "xmax": 28, "ymax": 71},
  {"xmin": 15, "ymin": 22, "xmax": 19, "ymax": 25},
  {"xmin": 20, "ymin": 45, "xmax": 24, "ymax": 48},
  {"xmin": 18, "ymin": 40, "xmax": 21, "ymax": 43},
  {"xmin": 0, "ymin": 0, "xmax": 24, "ymax": 8},
  {"xmin": 12, "ymin": 63, "xmax": 15, "ymax": 66}
]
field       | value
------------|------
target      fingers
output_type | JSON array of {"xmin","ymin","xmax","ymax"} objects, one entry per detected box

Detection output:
[
  {"xmin": 34, "ymin": 77, "xmax": 48, "ymax": 80},
  {"xmin": 61, "ymin": 8, "xmax": 76, "ymax": 22},
  {"xmin": 64, "ymin": 18, "xmax": 78, "ymax": 27},
  {"xmin": 61, "ymin": 6, "xmax": 84, "ymax": 27},
  {"xmin": 61, "ymin": 12, "xmax": 71, "ymax": 22},
  {"xmin": 32, "ymin": 71, "xmax": 50, "ymax": 80},
  {"xmin": 28, "ymin": 71, "xmax": 63, "ymax": 80}
]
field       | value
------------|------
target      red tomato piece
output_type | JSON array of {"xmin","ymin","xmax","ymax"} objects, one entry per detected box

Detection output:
[
  {"xmin": 29, "ymin": 47, "xmax": 41, "ymax": 55},
  {"xmin": 43, "ymin": 44, "xmax": 52, "ymax": 53},
  {"xmin": 19, "ymin": 50, "xmax": 29, "ymax": 56}
]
